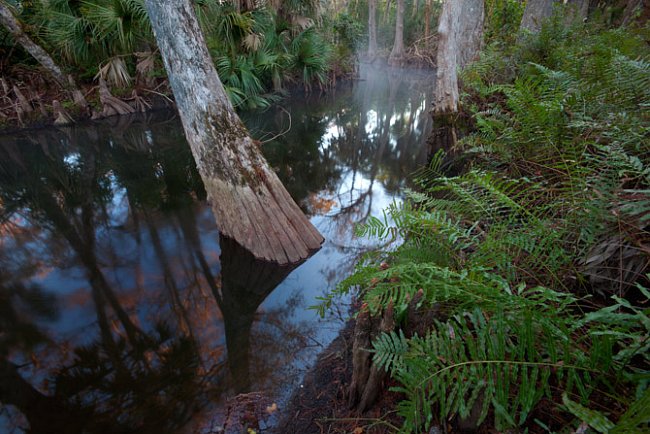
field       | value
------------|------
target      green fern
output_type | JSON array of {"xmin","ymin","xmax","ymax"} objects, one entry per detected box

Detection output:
[
  {"xmin": 373, "ymin": 306, "xmax": 575, "ymax": 432},
  {"xmin": 316, "ymin": 20, "xmax": 650, "ymax": 434}
]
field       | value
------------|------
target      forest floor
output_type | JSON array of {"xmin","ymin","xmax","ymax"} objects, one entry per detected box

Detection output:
[{"xmin": 273, "ymin": 317, "xmax": 405, "ymax": 434}]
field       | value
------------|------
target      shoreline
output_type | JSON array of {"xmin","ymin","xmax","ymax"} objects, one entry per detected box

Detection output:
[
  {"xmin": 0, "ymin": 80, "xmax": 174, "ymax": 135},
  {"xmin": 0, "ymin": 61, "xmax": 437, "ymax": 135},
  {"xmin": 273, "ymin": 317, "xmax": 404, "ymax": 434}
]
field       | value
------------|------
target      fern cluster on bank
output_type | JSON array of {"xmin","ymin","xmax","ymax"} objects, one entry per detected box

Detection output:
[{"xmin": 317, "ymin": 21, "xmax": 650, "ymax": 433}]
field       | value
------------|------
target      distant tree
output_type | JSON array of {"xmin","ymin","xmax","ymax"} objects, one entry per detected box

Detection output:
[
  {"xmin": 388, "ymin": 0, "xmax": 405, "ymax": 64},
  {"xmin": 621, "ymin": 0, "xmax": 646, "ymax": 26},
  {"xmin": 144, "ymin": 0, "xmax": 324, "ymax": 264},
  {"xmin": 368, "ymin": 0, "xmax": 378, "ymax": 58},
  {"xmin": 520, "ymin": 0, "xmax": 590, "ymax": 33},
  {"xmin": 433, "ymin": 0, "xmax": 485, "ymax": 115},
  {"xmin": 424, "ymin": 0, "xmax": 433, "ymax": 48},
  {"xmin": 519, "ymin": 0, "xmax": 555, "ymax": 32}
]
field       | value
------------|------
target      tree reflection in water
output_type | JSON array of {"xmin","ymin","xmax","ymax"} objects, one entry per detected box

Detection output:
[{"xmin": 0, "ymin": 65, "xmax": 435, "ymax": 433}]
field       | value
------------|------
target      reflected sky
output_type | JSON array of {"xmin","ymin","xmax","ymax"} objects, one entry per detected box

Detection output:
[{"xmin": 0, "ymin": 65, "xmax": 435, "ymax": 433}]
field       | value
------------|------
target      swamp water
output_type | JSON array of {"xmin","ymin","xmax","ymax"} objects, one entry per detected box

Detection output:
[{"xmin": 0, "ymin": 66, "xmax": 434, "ymax": 433}]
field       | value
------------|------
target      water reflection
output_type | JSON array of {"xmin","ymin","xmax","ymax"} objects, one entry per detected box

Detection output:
[{"xmin": 0, "ymin": 65, "xmax": 435, "ymax": 433}]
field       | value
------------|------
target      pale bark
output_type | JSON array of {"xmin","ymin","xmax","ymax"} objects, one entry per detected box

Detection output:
[
  {"xmin": 367, "ymin": 0, "xmax": 378, "ymax": 58},
  {"xmin": 0, "ymin": 3, "xmax": 84, "ymax": 100},
  {"xmin": 388, "ymin": 0, "xmax": 405, "ymax": 65},
  {"xmin": 520, "ymin": 0, "xmax": 590, "ymax": 33},
  {"xmin": 519, "ymin": 0, "xmax": 555, "ymax": 33},
  {"xmin": 144, "ymin": 0, "xmax": 323, "ymax": 264},
  {"xmin": 432, "ymin": 0, "xmax": 485, "ymax": 115}
]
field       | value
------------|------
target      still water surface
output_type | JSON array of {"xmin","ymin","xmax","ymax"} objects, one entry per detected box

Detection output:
[{"xmin": 0, "ymin": 66, "xmax": 434, "ymax": 433}]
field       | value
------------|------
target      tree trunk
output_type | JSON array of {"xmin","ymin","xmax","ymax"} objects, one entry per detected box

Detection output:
[
  {"xmin": 520, "ymin": 0, "xmax": 555, "ymax": 33},
  {"xmin": 367, "ymin": 0, "xmax": 378, "ymax": 59},
  {"xmin": 383, "ymin": 0, "xmax": 392, "ymax": 24},
  {"xmin": 621, "ymin": 0, "xmax": 646, "ymax": 26},
  {"xmin": 432, "ymin": 0, "xmax": 484, "ymax": 115},
  {"xmin": 388, "ymin": 0, "xmax": 405, "ymax": 65},
  {"xmin": 424, "ymin": 0, "xmax": 432, "ymax": 48},
  {"xmin": 0, "ymin": 4, "xmax": 84, "ymax": 99},
  {"xmin": 569, "ymin": 0, "xmax": 590, "ymax": 22},
  {"xmin": 144, "ymin": 0, "xmax": 324, "ymax": 264},
  {"xmin": 520, "ymin": 0, "xmax": 590, "ymax": 33}
]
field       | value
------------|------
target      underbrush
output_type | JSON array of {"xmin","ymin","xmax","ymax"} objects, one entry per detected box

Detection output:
[
  {"xmin": 1, "ymin": 1, "xmax": 357, "ymax": 113},
  {"xmin": 318, "ymin": 21, "xmax": 650, "ymax": 433}
]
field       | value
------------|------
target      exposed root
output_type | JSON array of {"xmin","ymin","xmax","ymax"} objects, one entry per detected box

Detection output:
[
  {"xmin": 52, "ymin": 100, "xmax": 74, "ymax": 125},
  {"xmin": 12, "ymin": 85, "xmax": 32, "ymax": 113},
  {"xmin": 94, "ymin": 77, "xmax": 136, "ymax": 119}
]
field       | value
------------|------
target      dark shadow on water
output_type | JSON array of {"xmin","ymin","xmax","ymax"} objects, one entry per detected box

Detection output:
[
  {"xmin": 218, "ymin": 237, "xmax": 302, "ymax": 393},
  {"xmin": 427, "ymin": 114, "xmax": 473, "ymax": 176}
]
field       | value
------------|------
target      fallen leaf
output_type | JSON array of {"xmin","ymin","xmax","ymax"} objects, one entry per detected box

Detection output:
[{"xmin": 265, "ymin": 402, "xmax": 278, "ymax": 415}]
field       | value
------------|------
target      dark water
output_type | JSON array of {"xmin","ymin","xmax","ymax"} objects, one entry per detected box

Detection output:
[{"xmin": 0, "ymin": 65, "xmax": 434, "ymax": 433}]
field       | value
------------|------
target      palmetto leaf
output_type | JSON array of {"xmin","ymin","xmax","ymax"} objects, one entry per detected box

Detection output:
[
  {"xmin": 242, "ymin": 32, "xmax": 262, "ymax": 52},
  {"xmin": 95, "ymin": 56, "xmax": 132, "ymax": 88}
]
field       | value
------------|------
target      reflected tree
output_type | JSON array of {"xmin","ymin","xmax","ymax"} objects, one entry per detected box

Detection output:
[
  {"xmin": 0, "ymin": 130, "xmax": 203, "ymax": 433},
  {"xmin": 217, "ymin": 237, "xmax": 298, "ymax": 393}
]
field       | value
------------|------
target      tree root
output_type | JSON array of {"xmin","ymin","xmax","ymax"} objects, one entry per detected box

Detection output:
[
  {"xmin": 348, "ymin": 300, "xmax": 396, "ymax": 413},
  {"xmin": 93, "ymin": 77, "xmax": 135, "ymax": 119},
  {"xmin": 348, "ymin": 287, "xmax": 444, "ymax": 414},
  {"xmin": 53, "ymin": 100, "xmax": 74, "ymax": 125}
]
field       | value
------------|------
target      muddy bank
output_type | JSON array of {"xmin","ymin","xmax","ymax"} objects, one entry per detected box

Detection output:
[{"xmin": 273, "ymin": 318, "xmax": 404, "ymax": 434}]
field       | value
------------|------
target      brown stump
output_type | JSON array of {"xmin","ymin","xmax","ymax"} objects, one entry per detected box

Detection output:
[
  {"xmin": 347, "ymin": 287, "xmax": 447, "ymax": 414},
  {"xmin": 53, "ymin": 100, "xmax": 74, "ymax": 126}
]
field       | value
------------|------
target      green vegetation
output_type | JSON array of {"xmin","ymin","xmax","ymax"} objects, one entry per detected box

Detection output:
[
  {"xmin": 320, "ymin": 19, "xmax": 650, "ymax": 433},
  {"xmin": 0, "ymin": 0, "xmax": 359, "ymax": 110}
]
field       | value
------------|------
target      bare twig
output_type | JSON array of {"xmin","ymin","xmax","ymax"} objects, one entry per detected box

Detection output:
[{"xmin": 259, "ymin": 106, "xmax": 292, "ymax": 144}]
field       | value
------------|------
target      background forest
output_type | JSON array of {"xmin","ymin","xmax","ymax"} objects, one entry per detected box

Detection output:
[
  {"xmin": 0, "ymin": 0, "xmax": 360, "ymax": 121},
  {"xmin": 0, "ymin": 0, "xmax": 642, "ymax": 121},
  {"xmin": 2, "ymin": 0, "xmax": 447, "ymax": 125}
]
